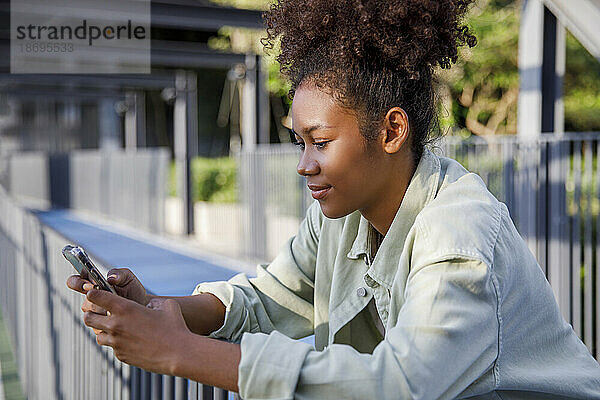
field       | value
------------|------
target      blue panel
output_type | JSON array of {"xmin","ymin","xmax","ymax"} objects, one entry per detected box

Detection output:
[{"xmin": 33, "ymin": 209, "xmax": 242, "ymax": 296}]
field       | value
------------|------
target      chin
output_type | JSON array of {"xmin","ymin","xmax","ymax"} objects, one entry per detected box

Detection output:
[{"xmin": 318, "ymin": 202, "xmax": 354, "ymax": 219}]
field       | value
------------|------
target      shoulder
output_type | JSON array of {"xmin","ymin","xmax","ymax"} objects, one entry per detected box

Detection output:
[{"xmin": 412, "ymin": 156, "xmax": 505, "ymax": 267}]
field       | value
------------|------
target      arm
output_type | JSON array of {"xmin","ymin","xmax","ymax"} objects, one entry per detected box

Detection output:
[
  {"xmin": 68, "ymin": 270, "xmax": 227, "ymax": 336},
  {"xmin": 149, "ymin": 293, "xmax": 226, "ymax": 336},
  {"xmin": 234, "ymin": 257, "xmax": 500, "ymax": 400},
  {"xmin": 82, "ymin": 289, "xmax": 241, "ymax": 392},
  {"xmin": 192, "ymin": 200, "xmax": 322, "ymax": 342},
  {"xmin": 83, "ymin": 255, "xmax": 498, "ymax": 397}
]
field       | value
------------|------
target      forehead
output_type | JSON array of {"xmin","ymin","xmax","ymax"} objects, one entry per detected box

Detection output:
[{"xmin": 291, "ymin": 85, "xmax": 357, "ymax": 133}]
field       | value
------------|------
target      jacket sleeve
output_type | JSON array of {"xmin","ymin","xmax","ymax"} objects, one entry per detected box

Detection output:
[
  {"xmin": 236, "ymin": 256, "xmax": 500, "ymax": 400},
  {"xmin": 192, "ymin": 200, "xmax": 323, "ymax": 344}
]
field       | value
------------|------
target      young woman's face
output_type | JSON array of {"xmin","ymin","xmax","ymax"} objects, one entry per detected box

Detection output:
[{"xmin": 291, "ymin": 84, "xmax": 388, "ymax": 219}]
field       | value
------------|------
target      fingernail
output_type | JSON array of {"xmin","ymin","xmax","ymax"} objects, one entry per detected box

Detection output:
[
  {"xmin": 83, "ymin": 283, "xmax": 93, "ymax": 291},
  {"xmin": 107, "ymin": 274, "xmax": 117, "ymax": 280}
]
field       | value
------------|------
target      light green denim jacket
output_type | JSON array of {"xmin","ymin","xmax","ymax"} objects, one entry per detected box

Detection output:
[{"xmin": 194, "ymin": 149, "xmax": 600, "ymax": 400}]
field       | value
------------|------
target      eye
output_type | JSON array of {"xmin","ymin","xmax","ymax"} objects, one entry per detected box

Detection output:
[{"xmin": 313, "ymin": 141, "xmax": 329, "ymax": 149}]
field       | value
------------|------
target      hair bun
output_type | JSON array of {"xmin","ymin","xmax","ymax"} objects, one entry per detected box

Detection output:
[{"xmin": 264, "ymin": 0, "xmax": 477, "ymax": 77}]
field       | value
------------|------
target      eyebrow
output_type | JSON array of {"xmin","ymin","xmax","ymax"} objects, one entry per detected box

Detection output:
[{"xmin": 291, "ymin": 123, "xmax": 333, "ymax": 138}]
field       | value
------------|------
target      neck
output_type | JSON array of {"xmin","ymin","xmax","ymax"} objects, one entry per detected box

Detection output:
[{"xmin": 361, "ymin": 153, "xmax": 417, "ymax": 236}]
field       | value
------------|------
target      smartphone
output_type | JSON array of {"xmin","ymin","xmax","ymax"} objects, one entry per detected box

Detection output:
[{"xmin": 62, "ymin": 244, "xmax": 117, "ymax": 295}]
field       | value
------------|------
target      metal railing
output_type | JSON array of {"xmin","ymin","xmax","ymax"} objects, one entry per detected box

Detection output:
[
  {"xmin": 6, "ymin": 149, "xmax": 168, "ymax": 234},
  {"xmin": 0, "ymin": 184, "xmax": 239, "ymax": 400},
  {"xmin": 236, "ymin": 145, "xmax": 311, "ymax": 261}
]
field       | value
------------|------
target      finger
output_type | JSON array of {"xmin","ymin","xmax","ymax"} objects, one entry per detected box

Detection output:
[
  {"xmin": 106, "ymin": 268, "xmax": 133, "ymax": 287},
  {"xmin": 67, "ymin": 275, "xmax": 93, "ymax": 294},
  {"xmin": 83, "ymin": 311, "xmax": 111, "ymax": 332},
  {"xmin": 83, "ymin": 282, "xmax": 94, "ymax": 292},
  {"xmin": 81, "ymin": 298, "xmax": 107, "ymax": 315},
  {"xmin": 86, "ymin": 289, "xmax": 123, "ymax": 313},
  {"xmin": 95, "ymin": 331, "xmax": 113, "ymax": 347}
]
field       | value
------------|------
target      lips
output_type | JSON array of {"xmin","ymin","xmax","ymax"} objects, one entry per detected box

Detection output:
[{"xmin": 307, "ymin": 183, "xmax": 332, "ymax": 200}]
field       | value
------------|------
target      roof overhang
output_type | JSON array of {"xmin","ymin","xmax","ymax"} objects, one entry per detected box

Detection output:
[{"xmin": 543, "ymin": 0, "xmax": 600, "ymax": 60}]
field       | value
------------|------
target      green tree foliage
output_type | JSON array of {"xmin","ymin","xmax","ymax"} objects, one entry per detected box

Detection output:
[
  {"xmin": 209, "ymin": 0, "xmax": 600, "ymax": 135},
  {"xmin": 437, "ymin": 0, "xmax": 520, "ymax": 137},
  {"xmin": 564, "ymin": 32, "xmax": 600, "ymax": 132},
  {"xmin": 170, "ymin": 158, "xmax": 237, "ymax": 203},
  {"xmin": 438, "ymin": 0, "xmax": 600, "ymax": 135}
]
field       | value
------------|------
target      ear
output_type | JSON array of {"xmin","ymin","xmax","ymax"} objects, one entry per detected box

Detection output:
[{"xmin": 381, "ymin": 107, "xmax": 410, "ymax": 154}]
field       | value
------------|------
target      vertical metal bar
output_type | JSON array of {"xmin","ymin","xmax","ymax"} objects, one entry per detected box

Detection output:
[
  {"xmin": 115, "ymin": 358, "xmax": 122, "ymax": 400},
  {"xmin": 199, "ymin": 384, "xmax": 214, "ymax": 400},
  {"xmin": 131, "ymin": 366, "xmax": 141, "ymax": 400},
  {"xmin": 188, "ymin": 381, "xmax": 198, "ymax": 400},
  {"xmin": 174, "ymin": 377, "xmax": 187, "ymax": 400},
  {"xmin": 503, "ymin": 140, "xmax": 515, "ymax": 217},
  {"xmin": 214, "ymin": 387, "xmax": 228, "ymax": 400},
  {"xmin": 86, "ymin": 330, "xmax": 92, "ymax": 400},
  {"xmin": 163, "ymin": 375, "xmax": 175, "ymax": 400},
  {"xmin": 107, "ymin": 350, "xmax": 114, "ymax": 400},
  {"xmin": 596, "ymin": 139, "xmax": 600, "ymax": 361},
  {"xmin": 537, "ymin": 141, "xmax": 548, "ymax": 275},
  {"xmin": 572, "ymin": 140, "xmax": 582, "ymax": 340},
  {"xmin": 174, "ymin": 70, "xmax": 195, "ymax": 235},
  {"xmin": 121, "ymin": 361, "xmax": 131, "ymax": 400},
  {"xmin": 548, "ymin": 140, "xmax": 571, "ymax": 323},
  {"xmin": 583, "ymin": 140, "xmax": 594, "ymax": 351},
  {"xmin": 565, "ymin": 140, "xmax": 577, "ymax": 333},
  {"xmin": 140, "ymin": 370, "xmax": 151, "ymax": 400},
  {"xmin": 151, "ymin": 373, "xmax": 162, "ymax": 400},
  {"xmin": 517, "ymin": 142, "xmax": 538, "ymax": 254},
  {"xmin": 31, "ymin": 262, "xmax": 38, "ymax": 398},
  {"xmin": 77, "ymin": 315, "xmax": 82, "ymax": 400}
]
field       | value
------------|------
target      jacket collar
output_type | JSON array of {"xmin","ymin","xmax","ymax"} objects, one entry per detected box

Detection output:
[{"xmin": 346, "ymin": 148, "xmax": 441, "ymax": 288}]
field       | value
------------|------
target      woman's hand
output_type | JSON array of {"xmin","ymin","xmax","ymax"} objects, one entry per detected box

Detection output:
[
  {"xmin": 105, "ymin": 268, "xmax": 150, "ymax": 306},
  {"xmin": 67, "ymin": 267, "xmax": 149, "ymax": 306},
  {"xmin": 83, "ymin": 288, "xmax": 191, "ymax": 376},
  {"xmin": 67, "ymin": 267, "xmax": 151, "ymax": 335},
  {"xmin": 66, "ymin": 275, "xmax": 108, "ymax": 335}
]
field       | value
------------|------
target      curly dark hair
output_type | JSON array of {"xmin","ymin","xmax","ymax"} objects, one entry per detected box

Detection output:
[{"xmin": 262, "ymin": 0, "xmax": 477, "ymax": 163}]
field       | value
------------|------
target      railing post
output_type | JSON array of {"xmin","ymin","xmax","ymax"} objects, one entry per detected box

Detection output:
[
  {"xmin": 174, "ymin": 70, "xmax": 198, "ymax": 235},
  {"xmin": 547, "ymin": 139, "xmax": 571, "ymax": 322}
]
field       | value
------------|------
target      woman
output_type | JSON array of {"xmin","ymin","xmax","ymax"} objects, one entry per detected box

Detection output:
[{"xmin": 67, "ymin": 0, "xmax": 600, "ymax": 398}]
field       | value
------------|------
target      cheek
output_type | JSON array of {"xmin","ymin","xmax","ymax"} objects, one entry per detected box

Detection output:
[
  {"xmin": 328, "ymin": 149, "xmax": 374, "ymax": 190},
  {"xmin": 323, "ymin": 150, "xmax": 375, "ymax": 206}
]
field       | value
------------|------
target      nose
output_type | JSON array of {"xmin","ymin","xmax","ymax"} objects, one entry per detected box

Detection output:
[{"xmin": 297, "ymin": 150, "xmax": 320, "ymax": 176}]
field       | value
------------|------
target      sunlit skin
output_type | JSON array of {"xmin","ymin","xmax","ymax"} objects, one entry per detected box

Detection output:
[
  {"xmin": 293, "ymin": 82, "xmax": 416, "ymax": 236},
  {"xmin": 65, "ymin": 84, "xmax": 418, "ymax": 394}
]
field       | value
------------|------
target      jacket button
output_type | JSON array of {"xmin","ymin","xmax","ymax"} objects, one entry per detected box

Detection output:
[{"xmin": 356, "ymin": 287, "xmax": 367, "ymax": 297}]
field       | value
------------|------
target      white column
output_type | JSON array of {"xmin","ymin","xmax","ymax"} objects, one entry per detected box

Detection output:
[
  {"xmin": 554, "ymin": 21, "xmax": 566, "ymax": 137},
  {"xmin": 98, "ymin": 98, "xmax": 121, "ymax": 150},
  {"xmin": 241, "ymin": 54, "xmax": 257, "ymax": 151},
  {"xmin": 518, "ymin": 0, "xmax": 544, "ymax": 139},
  {"xmin": 124, "ymin": 91, "xmax": 146, "ymax": 150}
]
